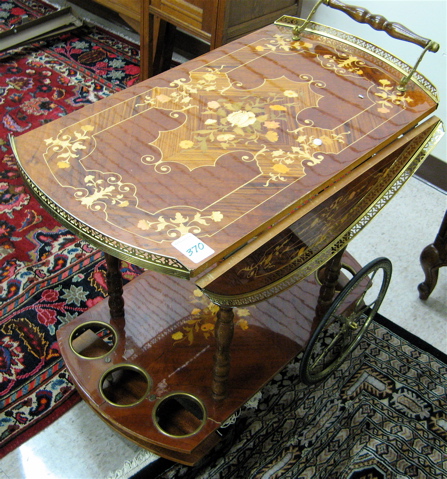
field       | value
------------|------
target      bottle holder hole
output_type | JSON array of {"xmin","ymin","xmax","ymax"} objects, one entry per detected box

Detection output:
[
  {"xmin": 100, "ymin": 365, "xmax": 152, "ymax": 407},
  {"xmin": 153, "ymin": 393, "xmax": 206, "ymax": 438},
  {"xmin": 70, "ymin": 321, "xmax": 117, "ymax": 359}
]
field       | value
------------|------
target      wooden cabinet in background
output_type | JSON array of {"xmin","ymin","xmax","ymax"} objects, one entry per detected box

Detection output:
[
  {"xmin": 91, "ymin": 0, "xmax": 302, "ymax": 80},
  {"xmin": 148, "ymin": 0, "xmax": 302, "ymax": 47},
  {"xmin": 93, "ymin": 0, "xmax": 141, "ymax": 32}
]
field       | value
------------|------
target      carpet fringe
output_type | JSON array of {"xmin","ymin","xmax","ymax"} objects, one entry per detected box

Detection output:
[{"xmin": 107, "ymin": 449, "xmax": 160, "ymax": 479}]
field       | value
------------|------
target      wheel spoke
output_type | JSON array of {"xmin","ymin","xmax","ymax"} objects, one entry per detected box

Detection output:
[
  {"xmin": 311, "ymin": 316, "xmax": 348, "ymax": 369},
  {"xmin": 351, "ymin": 302, "xmax": 370, "ymax": 319},
  {"xmin": 301, "ymin": 258, "xmax": 392, "ymax": 385},
  {"xmin": 351, "ymin": 266, "xmax": 381, "ymax": 313}
]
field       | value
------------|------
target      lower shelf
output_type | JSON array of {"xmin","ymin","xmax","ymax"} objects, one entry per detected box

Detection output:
[{"xmin": 57, "ymin": 252, "xmax": 361, "ymax": 465}]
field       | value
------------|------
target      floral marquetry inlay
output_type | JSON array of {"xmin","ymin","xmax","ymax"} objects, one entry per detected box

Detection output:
[
  {"xmin": 137, "ymin": 211, "xmax": 224, "ymax": 238},
  {"xmin": 76, "ymin": 175, "xmax": 133, "ymax": 210},
  {"xmin": 16, "ymin": 22, "xmax": 437, "ymax": 275},
  {"xmin": 171, "ymin": 289, "xmax": 250, "ymax": 346},
  {"xmin": 373, "ymin": 79, "xmax": 414, "ymax": 114},
  {"xmin": 143, "ymin": 73, "xmax": 329, "ymax": 175},
  {"xmin": 44, "ymin": 125, "xmax": 95, "ymax": 169}
]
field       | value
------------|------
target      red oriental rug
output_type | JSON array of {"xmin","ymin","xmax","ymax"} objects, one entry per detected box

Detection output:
[{"xmin": 0, "ymin": 0, "xmax": 142, "ymax": 458}]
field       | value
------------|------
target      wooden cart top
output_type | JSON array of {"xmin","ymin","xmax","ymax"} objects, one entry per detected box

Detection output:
[{"xmin": 12, "ymin": 21, "xmax": 438, "ymax": 278}]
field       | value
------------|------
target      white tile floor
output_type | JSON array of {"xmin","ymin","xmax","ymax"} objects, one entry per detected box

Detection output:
[
  {"xmin": 0, "ymin": 178, "xmax": 445, "ymax": 479},
  {"xmin": 348, "ymin": 176, "xmax": 447, "ymax": 353}
]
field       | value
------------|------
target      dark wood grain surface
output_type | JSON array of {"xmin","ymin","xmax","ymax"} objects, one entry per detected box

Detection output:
[
  {"xmin": 12, "ymin": 23, "xmax": 438, "ymax": 278},
  {"xmin": 57, "ymin": 254, "xmax": 362, "ymax": 462}
]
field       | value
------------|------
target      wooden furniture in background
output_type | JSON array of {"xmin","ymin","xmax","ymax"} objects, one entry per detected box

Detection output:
[
  {"xmin": 418, "ymin": 210, "xmax": 447, "ymax": 300},
  {"xmin": 91, "ymin": 0, "xmax": 302, "ymax": 80},
  {"xmin": 93, "ymin": 0, "xmax": 141, "ymax": 32}
]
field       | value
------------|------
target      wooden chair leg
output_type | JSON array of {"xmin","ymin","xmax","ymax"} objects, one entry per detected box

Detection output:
[
  {"xmin": 139, "ymin": 0, "xmax": 151, "ymax": 81},
  {"xmin": 139, "ymin": 3, "xmax": 168, "ymax": 80},
  {"xmin": 153, "ymin": 19, "xmax": 177, "ymax": 75},
  {"xmin": 418, "ymin": 210, "xmax": 447, "ymax": 300},
  {"xmin": 212, "ymin": 307, "xmax": 234, "ymax": 401}
]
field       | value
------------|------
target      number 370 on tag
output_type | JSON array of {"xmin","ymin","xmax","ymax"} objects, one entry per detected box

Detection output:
[{"xmin": 172, "ymin": 233, "xmax": 215, "ymax": 264}]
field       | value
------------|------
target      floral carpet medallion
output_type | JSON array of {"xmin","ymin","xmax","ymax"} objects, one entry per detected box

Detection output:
[{"xmin": 0, "ymin": 0, "xmax": 141, "ymax": 456}]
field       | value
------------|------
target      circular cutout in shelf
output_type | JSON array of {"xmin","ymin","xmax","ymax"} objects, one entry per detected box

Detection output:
[
  {"xmin": 100, "ymin": 364, "xmax": 152, "ymax": 407},
  {"xmin": 153, "ymin": 392, "xmax": 207, "ymax": 438},
  {"xmin": 69, "ymin": 321, "xmax": 117, "ymax": 359}
]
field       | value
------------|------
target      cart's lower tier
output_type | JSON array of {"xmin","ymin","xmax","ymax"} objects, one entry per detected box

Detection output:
[{"xmin": 57, "ymin": 252, "xmax": 364, "ymax": 465}]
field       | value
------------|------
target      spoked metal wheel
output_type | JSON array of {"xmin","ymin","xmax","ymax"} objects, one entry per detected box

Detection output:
[{"xmin": 300, "ymin": 257, "xmax": 392, "ymax": 385}]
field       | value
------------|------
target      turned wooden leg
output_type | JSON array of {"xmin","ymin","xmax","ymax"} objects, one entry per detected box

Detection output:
[
  {"xmin": 315, "ymin": 247, "xmax": 346, "ymax": 322},
  {"xmin": 418, "ymin": 210, "xmax": 447, "ymax": 300},
  {"xmin": 104, "ymin": 253, "xmax": 125, "ymax": 319},
  {"xmin": 212, "ymin": 307, "xmax": 234, "ymax": 401}
]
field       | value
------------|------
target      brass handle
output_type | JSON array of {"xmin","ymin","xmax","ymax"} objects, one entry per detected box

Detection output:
[
  {"xmin": 325, "ymin": 0, "xmax": 439, "ymax": 52},
  {"xmin": 291, "ymin": 0, "xmax": 440, "ymax": 91}
]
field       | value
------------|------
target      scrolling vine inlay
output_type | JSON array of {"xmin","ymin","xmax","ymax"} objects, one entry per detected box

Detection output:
[{"xmin": 42, "ymin": 33, "xmax": 419, "ymax": 245}]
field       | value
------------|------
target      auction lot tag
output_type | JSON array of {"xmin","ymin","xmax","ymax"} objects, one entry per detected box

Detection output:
[{"xmin": 172, "ymin": 233, "xmax": 215, "ymax": 263}]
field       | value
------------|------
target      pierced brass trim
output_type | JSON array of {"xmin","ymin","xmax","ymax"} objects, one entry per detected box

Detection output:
[
  {"xmin": 283, "ymin": 0, "xmax": 440, "ymax": 93},
  {"xmin": 9, "ymin": 135, "xmax": 191, "ymax": 279},
  {"xmin": 152, "ymin": 392, "xmax": 207, "ymax": 438},
  {"xmin": 99, "ymin": 364, "xmax": 153, "ymax": 408},
  {"xmin": 274, "ymin": 16, "xmax": 439, "ymax": 103},
  {"xmin": 201, "ymin": 120, "xmax": 444, "ymax": 307},
  {"xmin": 290, "ymin": 0, "xmax": 325, "ymax": 39},
  {"xmin": 69, "ymin": 321, "xmax": 118, "ymax": 360}
]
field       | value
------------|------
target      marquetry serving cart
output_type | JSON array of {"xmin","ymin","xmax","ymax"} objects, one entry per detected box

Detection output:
[{"xmin": 11, "ymin": 0, "xmax": 444, "ymax": 466}]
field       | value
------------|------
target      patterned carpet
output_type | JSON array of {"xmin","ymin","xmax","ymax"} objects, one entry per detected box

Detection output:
[
  {"xmin": 0, "ymin": 0, "xmax": 142, "ymax": 457},
  {"xmin": 129, "ymin": 314, "xmax": 447, "ymax": 479}
]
